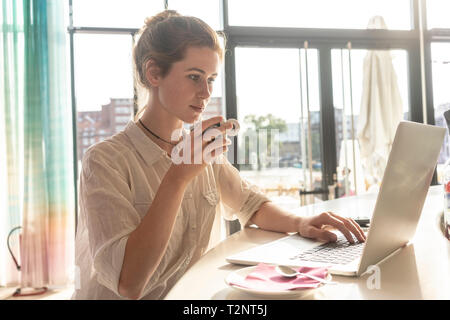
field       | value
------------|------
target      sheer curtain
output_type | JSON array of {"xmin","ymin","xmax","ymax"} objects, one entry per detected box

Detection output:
[
  {"xmin": 0, "ymin": 0, "xmax": 24, "ymax": 287},
  {"xmin": 0, "ymin": 0, "xmax": 74, "ymax": 288}
]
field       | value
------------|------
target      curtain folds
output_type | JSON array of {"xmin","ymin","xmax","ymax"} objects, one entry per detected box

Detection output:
[
  {"xmin": 0, "ymin": 0, "xmax": 24, "ymax": 287},
  {"xmin": 0, "ymin": 0, "xmax": 74, "ymax": 288}
]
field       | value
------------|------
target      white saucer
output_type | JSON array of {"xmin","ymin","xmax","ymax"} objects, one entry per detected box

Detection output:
[{"xmin": 224, "ymin": 266, "xmax": 331, "ymax": 299}]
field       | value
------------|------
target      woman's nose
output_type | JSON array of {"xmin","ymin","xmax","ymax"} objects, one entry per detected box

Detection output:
[{"xmin": 197, "ymin": 79, "xmax": 212, "ymax": 99}]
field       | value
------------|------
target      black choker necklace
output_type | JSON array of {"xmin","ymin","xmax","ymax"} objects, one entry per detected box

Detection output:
[{"xmin": 138, "ymin": 119, "xmax": 179, "ymax": 146}]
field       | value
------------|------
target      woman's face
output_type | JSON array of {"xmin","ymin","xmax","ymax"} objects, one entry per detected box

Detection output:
[{"xmin": 156, "ymin": 46, "xmax": 221, "ymax": 124}]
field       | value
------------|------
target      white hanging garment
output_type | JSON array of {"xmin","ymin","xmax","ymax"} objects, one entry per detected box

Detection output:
[{"xmin": 357, "ymin": 16, "xmax": 403, "ymax": 185}]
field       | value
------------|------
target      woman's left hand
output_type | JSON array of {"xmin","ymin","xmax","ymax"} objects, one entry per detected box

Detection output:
[{"xmin": 296, "ymin": 212, "xmax": 366, "ymax": 244}]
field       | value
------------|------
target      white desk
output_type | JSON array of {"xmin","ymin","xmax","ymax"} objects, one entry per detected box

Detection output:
[{"xmin": 165, "ymin": 186, "xmax": 450, "ymax": 300}]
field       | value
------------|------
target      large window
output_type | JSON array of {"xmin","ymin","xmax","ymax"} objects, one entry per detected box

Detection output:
[
  {"xmin": 72, "ymin": 0, "xmax": 164, "ymax": 28},
  {"xmin": 74, "ymin": 33, "xmax": 134, "ymax": 165},
  {"xmin": 427, "ymin": 0, "xmax": 450, "ymax": 183},
  {"xmin": 223, "ymin": 0, "xmax": 436, "ymax": 208},
  {"xmin": 331, "ymin": 49, "xmax": 409, "ymax": 196},
  {"xmin": 431, "ymin": 43, "xmax": 450, "ymax": 183},
  {"xmin": 234, "ymin": 48, "xmax": 322, "ymax": 207},
  {"xmin": 168, "ymin": 0, "xmax": 221, "ymax": 30},
  {"xmin": 70, "ymin": 0, "xmax": 448, "ymax": 233},
  {"xmin": 70, "ymin": 0, "xmax": 225, "ymax": 233},
  {"xmin": 71, "ymin": 0, "xmax": 224, "ymax": 168},
  {"xmin": 426, "ymin": 0, "xmax": 450, "ymax": 29},
  {"xmin": 228, "ymin": 0, "xmax": 412, "ymax": 30}
]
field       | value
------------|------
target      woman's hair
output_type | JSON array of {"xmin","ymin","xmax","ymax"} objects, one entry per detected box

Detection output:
[{"xmin": 133, "ymin": 10, "xmax": 225, "ymax": 90}]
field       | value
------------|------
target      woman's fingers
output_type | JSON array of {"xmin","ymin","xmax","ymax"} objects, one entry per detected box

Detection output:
[
  {"xmin": 327, "ymin": 212, "xmax": 366, "ymax": 242},
  {"xmin": 202, "ymin": 137, "xmax": 231, "ymax": 163},
  {"xmin": 316, "ymin": 212, "xmax": 366, "ymax": 243},
  {"xmin": 304, "ymin": 225, "xmax": 337, "ymax": 243},
  {"xmin": 202, "ymin": 122, "xmax": 233, "ymax": 143},
  {"xmin": 315, "ymin": 212, "xmax": 357, "ymax": 244},
  {"xmin": 201, "ymin": 116, "xmax": 224, "ymax": 133},
  {"xmin": 180, "ymin": 116, "xmax": 232, "ymax": 165},
  {"xmin": 208, "ymin": 145, "xmax": 229, "ymax": 161},
  {"xmin": 191, "ymin": 116, "xmax": 228, "ymax": 140}
]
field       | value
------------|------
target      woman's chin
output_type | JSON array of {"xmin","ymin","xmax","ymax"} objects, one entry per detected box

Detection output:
[{"xmin": 182, "ymin": 113, "xmax": 202, "ymax": 124}]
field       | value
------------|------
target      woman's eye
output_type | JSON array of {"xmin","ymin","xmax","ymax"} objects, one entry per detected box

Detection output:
[
  {"xmin": 207, "ymin": 78, "xmax": 216, "ymax": 84},
  {"xmin": 188, "ymin": 74, "xmax": 200, "ymax": 81}
]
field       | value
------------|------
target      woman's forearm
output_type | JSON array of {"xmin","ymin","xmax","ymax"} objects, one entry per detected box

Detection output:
[
  {"xmin": 249, "ymin": 202, "xmax": 367, "ymax": 244},
  {"xmin": 248, "ymin": 202, "xmax": 301, "ymax": 233},
  {"xmin": 118, "ymin": 167, "xmax": 188, "ymax": 299}
]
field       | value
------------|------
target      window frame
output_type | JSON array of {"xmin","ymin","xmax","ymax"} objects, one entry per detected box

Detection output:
[
  {"xmin": 223, "ymin": 0, "xmax": 433, "ymax": 196},
  {"xmin": 68, "ymin": 0, "xmax": 161, "ymax": 232}
]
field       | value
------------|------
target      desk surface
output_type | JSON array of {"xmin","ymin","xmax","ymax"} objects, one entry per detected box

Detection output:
[{"xmin": 165, "ymin": 186, "xmax": 450, "ymax": 300}]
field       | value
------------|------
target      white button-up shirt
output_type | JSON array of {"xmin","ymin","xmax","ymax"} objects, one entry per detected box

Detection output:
[{"xmin": 72, "ymin": 121, "xmax": 270, "ymax": 299}]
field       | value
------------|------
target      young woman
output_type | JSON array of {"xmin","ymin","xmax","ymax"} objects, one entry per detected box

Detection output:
[{"xmin": 72, "ymin": 10, "xmax": 365, "ymax": 300}]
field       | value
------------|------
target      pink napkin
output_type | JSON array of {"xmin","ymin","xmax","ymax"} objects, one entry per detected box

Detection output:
[{"xmin": 229, "ymin": 263, "xmax": 329, "ymax": 292}]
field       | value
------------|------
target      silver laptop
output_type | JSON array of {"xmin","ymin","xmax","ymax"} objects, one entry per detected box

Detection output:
[{"xmin": 226, "ymin": 121, "xmax": 446, "ymax": 277}]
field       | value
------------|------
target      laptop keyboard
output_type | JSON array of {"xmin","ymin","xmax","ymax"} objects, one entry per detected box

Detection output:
[{"xmin": 289, "ymin": 235, "xmax": 365, "ymax": 265}]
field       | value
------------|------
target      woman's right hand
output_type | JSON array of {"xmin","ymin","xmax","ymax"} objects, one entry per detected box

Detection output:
[{"xmin": 166, "ymin": 116, "xmax": 232, "ymax": 184}]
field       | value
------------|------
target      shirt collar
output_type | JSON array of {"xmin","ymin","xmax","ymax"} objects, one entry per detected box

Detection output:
[{"xmin": 124, "ymin": 120, "xmax": 169, "ymax": 166}]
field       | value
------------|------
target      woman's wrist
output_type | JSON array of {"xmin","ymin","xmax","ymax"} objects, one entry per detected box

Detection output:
[
  {"xmin": 164, "ymin": 165, "xmax": 191, "ymax": 187},
  {"xmin": 294, "ymin": 215, "xmax": 304, "ymax": 233}
]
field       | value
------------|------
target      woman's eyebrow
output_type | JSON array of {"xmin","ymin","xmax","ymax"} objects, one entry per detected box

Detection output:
[{"xmin": 185, "ymin": 67, "xmax": 218, "ymax": 76}]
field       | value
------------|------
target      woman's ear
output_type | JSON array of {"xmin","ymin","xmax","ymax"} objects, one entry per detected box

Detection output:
[{"xmin": 145, "ymin": 59, "xmax": 161, "ymax": 87}]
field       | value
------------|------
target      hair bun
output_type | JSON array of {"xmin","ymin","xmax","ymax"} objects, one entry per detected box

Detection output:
[{"xmin": 144, "ymin": 10, "xmax": 180, "ymax": 28}]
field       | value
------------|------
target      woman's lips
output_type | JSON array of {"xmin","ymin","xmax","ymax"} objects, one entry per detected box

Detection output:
[{"xmin": 190, "ymin": 105, "xmax": 204, "ymax": 112}]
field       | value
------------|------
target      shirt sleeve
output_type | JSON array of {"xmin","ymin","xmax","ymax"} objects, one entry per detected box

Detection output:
[
  {"xmin": 79, "ymin": 146, "xmax": 141, "ymax": 298},
  {"xmin": 213, "ymin": 155, "xmax": 271, "ymax": 228}
]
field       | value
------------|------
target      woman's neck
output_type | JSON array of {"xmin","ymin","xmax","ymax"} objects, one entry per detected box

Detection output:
[{"xmin": 137, "ymin": 101, "xmax": 184, "ymax": 153}]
